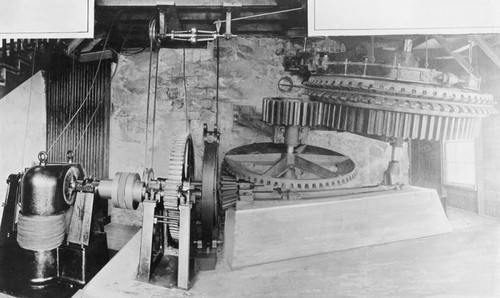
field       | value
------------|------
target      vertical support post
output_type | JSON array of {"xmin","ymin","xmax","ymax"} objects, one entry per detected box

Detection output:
[
  {"xmin": 383, "ymin": 139, "xmax": 404, "ymax": 186},
  {"xmin": 177, "ymin": 203, "xmax": 191, "ymax": 290},
  {"xmin": 225, "ymin": 9, "xmax": 232, "ymax": 37},
  {"xmin": 137, "ymin": 200, "xmax": 156, "ymax": 282},
  {"xmin": 284, "ymin": 125, "xmax": 299, "ymax": 155},
  {"xmin": 476, "ymin": 123, "xmax": 484, "ymax": 216}
]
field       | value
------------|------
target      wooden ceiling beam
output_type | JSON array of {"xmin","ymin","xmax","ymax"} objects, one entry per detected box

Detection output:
[
  {"xmin": 433, "ymin": 35, "xmax": 472, "ymax": 74},
  {"xmin": 97, "ymin": 0, "xmax": 278, "ymax": 7},
  {"xmin": 469, "ymin": 34, "xmax": 500, "ymax": 70}
]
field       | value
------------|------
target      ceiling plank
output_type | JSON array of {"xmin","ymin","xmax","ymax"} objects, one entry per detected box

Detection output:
[{"xmin": 97, "ymin": 0, "xmax": 278, "ymax": 7}]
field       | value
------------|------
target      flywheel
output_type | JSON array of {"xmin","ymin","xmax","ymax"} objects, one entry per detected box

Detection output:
[{"xmin": 200, "ymin": 125, "xmax": 220, "ymax": 247}]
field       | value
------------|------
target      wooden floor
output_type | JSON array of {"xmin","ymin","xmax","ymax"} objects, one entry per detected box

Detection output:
[{"xmin": 76, "ymin": 207, "xmax": 500, "ymax": 298}]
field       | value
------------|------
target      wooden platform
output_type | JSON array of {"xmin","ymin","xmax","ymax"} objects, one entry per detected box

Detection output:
[{"xmin": 224, "ymin": 186, "xmax": 451, "ymax": 269}]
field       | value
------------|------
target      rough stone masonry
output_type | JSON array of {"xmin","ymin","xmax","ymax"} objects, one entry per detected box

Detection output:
[{"xmin": 109, "ymin": 37, "xmax": 408, "ymax": 225}]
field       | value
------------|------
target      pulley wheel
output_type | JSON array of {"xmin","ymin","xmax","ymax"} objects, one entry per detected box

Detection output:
[
  {"xmin": 201, "ymin": 134, "xmax": 219, "ymax": 246},
  {"xmin": 111, "ymin": 172, "xmax": 143, "ymax": 210}
]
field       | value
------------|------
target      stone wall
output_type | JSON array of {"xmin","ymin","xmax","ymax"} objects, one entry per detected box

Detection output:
[{"xmin": 109, "ymin": 37, "xmax": 408, "ymax": 225}]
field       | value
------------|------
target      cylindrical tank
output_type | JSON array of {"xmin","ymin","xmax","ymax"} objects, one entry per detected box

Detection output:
[{"xmin": 17, "ymin": 162, "xmax": 84, "ymax": 284}]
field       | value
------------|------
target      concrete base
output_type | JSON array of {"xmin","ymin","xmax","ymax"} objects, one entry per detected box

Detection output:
[{"xmin": 224, "ymin": 186, "xmax": 451, "ymax": 269}]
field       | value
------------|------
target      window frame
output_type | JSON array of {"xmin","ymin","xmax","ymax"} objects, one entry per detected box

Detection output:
[{"xmin": 441, "ymin": 139, "xmax": 478, "ymax": 191}]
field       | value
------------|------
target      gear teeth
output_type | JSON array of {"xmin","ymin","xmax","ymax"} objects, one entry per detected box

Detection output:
[
  {"xmin": 297, "ymin": 75, "xmax": 498, "ymax": 141},
  {"xmin": 223, "ymin": 144, "xmax": 357, "ymax": 191},
  {"xmin": 220, "ymin": 171, "xmax": 239, "ymax": 209},
  {"xmin": 163, "ymin": 134, "xmax": 191, "ymax": 241}
]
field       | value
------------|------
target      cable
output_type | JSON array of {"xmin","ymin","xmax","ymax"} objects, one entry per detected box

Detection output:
[
  {"xmin": 144, "ymin": 19, "xmax": 156, "ymax": 168},
  {"xmin": 215, "ymin": 38, "xmax": 220, "ymax": 128},
  {"xmin": 425, "ymin": 35, "xmax": 429, "ymax": 69},
  {"xmin": 20, "ymin": 41, "xmax": 37, "ymax": 168},
  {"xmin": 74, "ymin": 102, "xmax": 102, "ymax": 153},
  {"xmin": 73, "ymin": 34, "xmax": 121, "ymax": 155},
  {"xmin": 119, "ymin": 47, "xmax": 146, "ymax": 56},
  {"xmin": 214, "ymin": 7, "xmax": 302, "ymax": 24},
  {"xmin": 151, "ymin": 49, "xmax": 160, "ymax": 167},
  {"xmin": 48, "ymin": 9, "xmax": 122, "ymax": 154},
  {"xmin": 183, "ymin": 47, "xmax": 189, "ymax": 133}
]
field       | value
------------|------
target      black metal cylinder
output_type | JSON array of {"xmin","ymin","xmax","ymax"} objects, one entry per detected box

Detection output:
[
  {"xmin": 18, "ymin": 163, "xmax": 84, "ymax": 284},
  {"xmin": 21, "ymin": 164, "xmax": 75, "ymax": 215}
]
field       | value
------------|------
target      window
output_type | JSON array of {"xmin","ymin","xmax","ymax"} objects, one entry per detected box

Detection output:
[{"xmin": 443, "ymin": 140, "xmax": 476, "ymax": 188}]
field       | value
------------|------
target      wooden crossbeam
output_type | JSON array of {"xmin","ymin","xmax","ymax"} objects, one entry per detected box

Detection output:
[
  {"xmin": 469, "ymin": 34, "xmax": 500, "ymax": 70},
  {"xmin": 433, "ymin": 35, "xmax": 473, "ymax": 74}
]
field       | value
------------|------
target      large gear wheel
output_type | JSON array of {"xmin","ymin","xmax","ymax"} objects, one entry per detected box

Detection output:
[
  {"xmin": 300, "ymin": 74, "xmax": 496, "ymax": 141},
  {"xmin": 223, "ymin": 143, "xmax": 357, "ymax": 190},
  {"xmin": 163, "ymin": 134, "xmax": 194, "ymax": 241}
]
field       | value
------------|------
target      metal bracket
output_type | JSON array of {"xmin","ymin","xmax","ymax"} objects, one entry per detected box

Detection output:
[
  {"xmin": 203, "ymin": 123, "xmax": 220, "ymax": 144},
  {"xmin": 152, "ymin": 4, "xmax": 237, "ymax": 45},
  {"xmin": 67, "ymin": 192, "xmax": 95, "ymax": 246}
]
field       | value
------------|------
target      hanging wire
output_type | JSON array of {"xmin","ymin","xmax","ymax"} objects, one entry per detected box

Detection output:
[
  {"xmin": 474, "ymin": 42, "xmax": 479, "ymax": 77},
  {"xmin": 48, "ymin": 10, "xmax": 122, "ymax": 155},
  {"xmin": 20, "ymin": 41, "xmax": 38, "ymax": 168},
  {"xmin": 73, "ymin": 44, "xmax": 121, "ymax": 155},
  {"xmin": 215, "ymin": 37, "xmax": 220, "ymax": 128},
  {"xmin": 183, "ymin": 47, "xmax": 189, "ymax": 133},
  {"xmin": 144, "ymin": 19, "xmax": 156, "ymax": 168},
  {"xmin": 425, "ymin": 35, "xmax": 429, "ymax": 69},
  {"xmin": 468, "ymin": 40, "xmax": 475, "ymax": 75},
  {"xmin": 214, "ymin": 7, "xmax": 302, "ymax": 24},
  {"xmin": 370, "ymin": 36, "xmax": 375, "ymax": 63},
  {"xmin": 151, "ymin": 48, "xmax": 160, "ymax": 167},
  {"xmin": 74, "ymin": 102, "xmax": 102, "ymax": 153}
]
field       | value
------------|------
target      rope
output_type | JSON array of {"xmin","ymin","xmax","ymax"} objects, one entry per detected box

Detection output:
[
  {"xmin": 73, "ymin": 102, "xmax": 102, "ymax": 153},
  {"xmin": 72, "ymin": 42, "xmax": 121, "ymax": 154},
  {"xmin": 47, "ymin": 10, "xmax": 122, "ymax": 155},
  {"xmin": 151, "ymin": 49, "xmax": 160, "ymax": 167},
  {"xmin": 17, "ymin": 212, "xmax": 66, "ymax": 251},
  {"xmin": 20, "ymin": 41, "xmax": 37, "ymax": 169},
  {"xmin": 215, "ymin": 38, "xmax": 220, "ymax": 128},
  {"xmin": 214, "ymin": 7, "xmax": 302, "ymax": 24},
  {"xmin": 144, "ymin": 19, "xmax": 156, "ymax": 168},
  {"xmin": 425, "ymin": 35, "xmax": 429, "ymax": 69},
  {"xmin": 183, "ymin": 48, "xmax": 189, "ymax": 133}
]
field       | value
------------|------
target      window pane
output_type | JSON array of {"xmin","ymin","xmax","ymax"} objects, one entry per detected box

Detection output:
[
  {"xmin": 456, "ymin": 164, "xmax": 466, "ymax": 184},
  {"xmin": 447, "ymin": 163, "xmax": 456, "ymax": 183},
  {"xmin": 456, "ymin": 143, "xmax": 466, "ymax": 162},
  {"xmin": 444, "ymin": 140, "xmax": 476, "ymax": 187},
  {"xmin": 446, "ymin": 143, "xmax": 456, "ymax": 162},
  {"xmin": 463, "ymin": 164, "xmax": 475, "ymax": 185},
  {"xmin": 464, "ymin": 142, "xmax": 475, "ymax": 163}
]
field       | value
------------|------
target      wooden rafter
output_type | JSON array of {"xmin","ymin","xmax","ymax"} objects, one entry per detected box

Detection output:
[
  {"xmin": 469, "ymin": 34, "xmax": 500, "ymax": 70},
  {"xmin": 433, "ymin": 35, "xmax": 473, "ymax": 74}
]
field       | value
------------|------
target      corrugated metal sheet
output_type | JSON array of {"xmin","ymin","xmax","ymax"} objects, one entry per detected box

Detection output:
[{"xmin": 46, "ymin": 60, "xmax": 111, "ymax": 179}]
